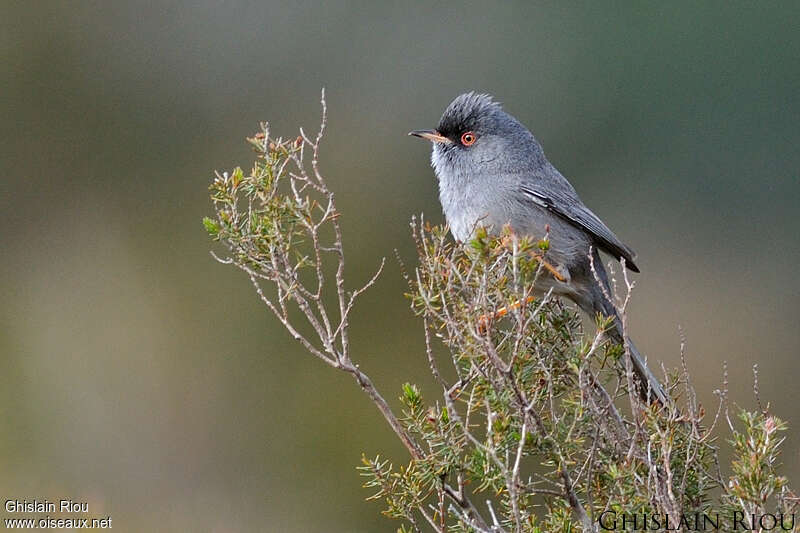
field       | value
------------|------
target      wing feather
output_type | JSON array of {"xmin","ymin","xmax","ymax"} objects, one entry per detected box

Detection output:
[{"xmin": 520, "ymin": 185, "xmax": 640, "ymax": 272}]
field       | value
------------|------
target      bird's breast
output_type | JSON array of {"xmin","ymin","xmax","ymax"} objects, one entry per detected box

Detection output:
[{"xmin": 437, "ymin": 174, "xmax": 494, "ymax": 242}]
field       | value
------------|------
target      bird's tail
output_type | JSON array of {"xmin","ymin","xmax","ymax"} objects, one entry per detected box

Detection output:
[
  {"xmin": 607, "ymin": 326, "xmax": 669, "ymax": 406},
  {"xmin": 589, "ymin": 252, "xmax": 669, "ymax": 406}
]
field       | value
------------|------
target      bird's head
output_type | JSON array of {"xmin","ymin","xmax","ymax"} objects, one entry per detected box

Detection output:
[{"xmin": 409, "ymin": 92, "xmax": 544, "ymax": 177}]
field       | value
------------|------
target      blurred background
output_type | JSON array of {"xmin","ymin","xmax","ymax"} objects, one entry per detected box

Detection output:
[{"xmin": 2, "ymin": 2, "xmax": 799, "ymax": 531}]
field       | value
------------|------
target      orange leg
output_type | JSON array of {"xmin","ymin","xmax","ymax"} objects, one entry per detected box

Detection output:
[
  {"xmin": 528, "ymin": 251, "xmax": 567, "ymax": 282},
  {"xmin": 499, "ymin": 233, "xmax": 566, "ymax": 283},
  {"xmin": 477, "ymin": 235, "xmax": 566, "ymax": 333},
  {"xmin": 477, "ymin": 295, "xmax": 536, "ymax": 333}
]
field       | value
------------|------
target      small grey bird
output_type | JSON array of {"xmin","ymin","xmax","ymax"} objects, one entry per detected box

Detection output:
[{"xmin": 410, "ymin": 92, "xmax": 667, "ymax": 404}]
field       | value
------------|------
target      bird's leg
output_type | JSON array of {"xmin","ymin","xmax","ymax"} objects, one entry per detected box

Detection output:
[
  {"xmin": 476, "ymin": 256, "xmax": 564, "ymax": 333},
  {"xmin": 477, "ymin": 295, "xmax": 537, "ymax": 334},
  {"xmin": 527, "ymin": 251, "xmax": 567, "ymax": 282},
  {"xmin": 478, "ymin": 230, "xmax": 567, "ymax": 333},
  {"xmin": 499, "ymin": 228, "xmax": 567, "ymax": 283}
]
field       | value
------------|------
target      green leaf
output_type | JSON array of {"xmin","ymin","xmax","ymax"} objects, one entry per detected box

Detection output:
[
  {"xmin": 401, "ymin": 383, "xmax": 420, "ymax": 408},
  {"xmin": 231, "ymin": 166, "xmax": 244, "ymax": 187},
  {"xmin": 202, "ymin": 216, "xmax": 219, "ymax": 236}
]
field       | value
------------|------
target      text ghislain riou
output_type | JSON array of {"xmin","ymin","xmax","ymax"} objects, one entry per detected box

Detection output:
[
  {"xmin": 5, "ymin": 499, "xmax": 88, "ymax": 513},
  {"xmin": 598, "ymin": 511, "xmax": 795, "ymax": 531}
]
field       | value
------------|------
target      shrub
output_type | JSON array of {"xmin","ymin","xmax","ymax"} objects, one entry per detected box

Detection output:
[{"xmin": 204, "ymin": 92, "xmax": 798, "ymax": 532}]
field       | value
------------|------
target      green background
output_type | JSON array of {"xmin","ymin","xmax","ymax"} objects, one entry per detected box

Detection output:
[{"xmin": 2, "ymin": 2, "xmax": 798, "ymax": 531}]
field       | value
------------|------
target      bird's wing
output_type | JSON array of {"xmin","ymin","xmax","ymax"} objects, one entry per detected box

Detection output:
[{"xmin": 520, "ymin": 183, "xmax": 640, "ymax": 272}]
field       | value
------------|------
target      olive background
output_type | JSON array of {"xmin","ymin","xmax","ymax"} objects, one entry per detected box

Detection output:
[{"xmin": 2, "ymin": 2, "xmax": 799, "ymax": 531}]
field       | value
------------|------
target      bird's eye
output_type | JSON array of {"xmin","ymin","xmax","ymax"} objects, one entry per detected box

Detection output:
[{"xmin": 460, "ymin": 132, "xmax": 476, "ymax": 146}]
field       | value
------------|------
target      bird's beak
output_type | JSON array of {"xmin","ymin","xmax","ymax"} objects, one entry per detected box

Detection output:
[{"xmin": 408, "ymin": 129, "xmax": 452, "ymax": 144}]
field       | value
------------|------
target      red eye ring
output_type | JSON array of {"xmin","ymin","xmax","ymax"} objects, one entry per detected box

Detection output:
[{"xmin": 460, "ymin": 132, "xmax": 476, "ymax": 146}]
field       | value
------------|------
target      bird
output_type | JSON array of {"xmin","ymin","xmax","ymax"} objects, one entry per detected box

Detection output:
[{"xmin": 409, "ymin": 92, "xmax": 667, "ymax": 405}]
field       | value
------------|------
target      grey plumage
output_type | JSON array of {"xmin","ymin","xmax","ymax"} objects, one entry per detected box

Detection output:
[{"xmin": 410, "ymin": 92, "xmax": 667, "ymax": 404}]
